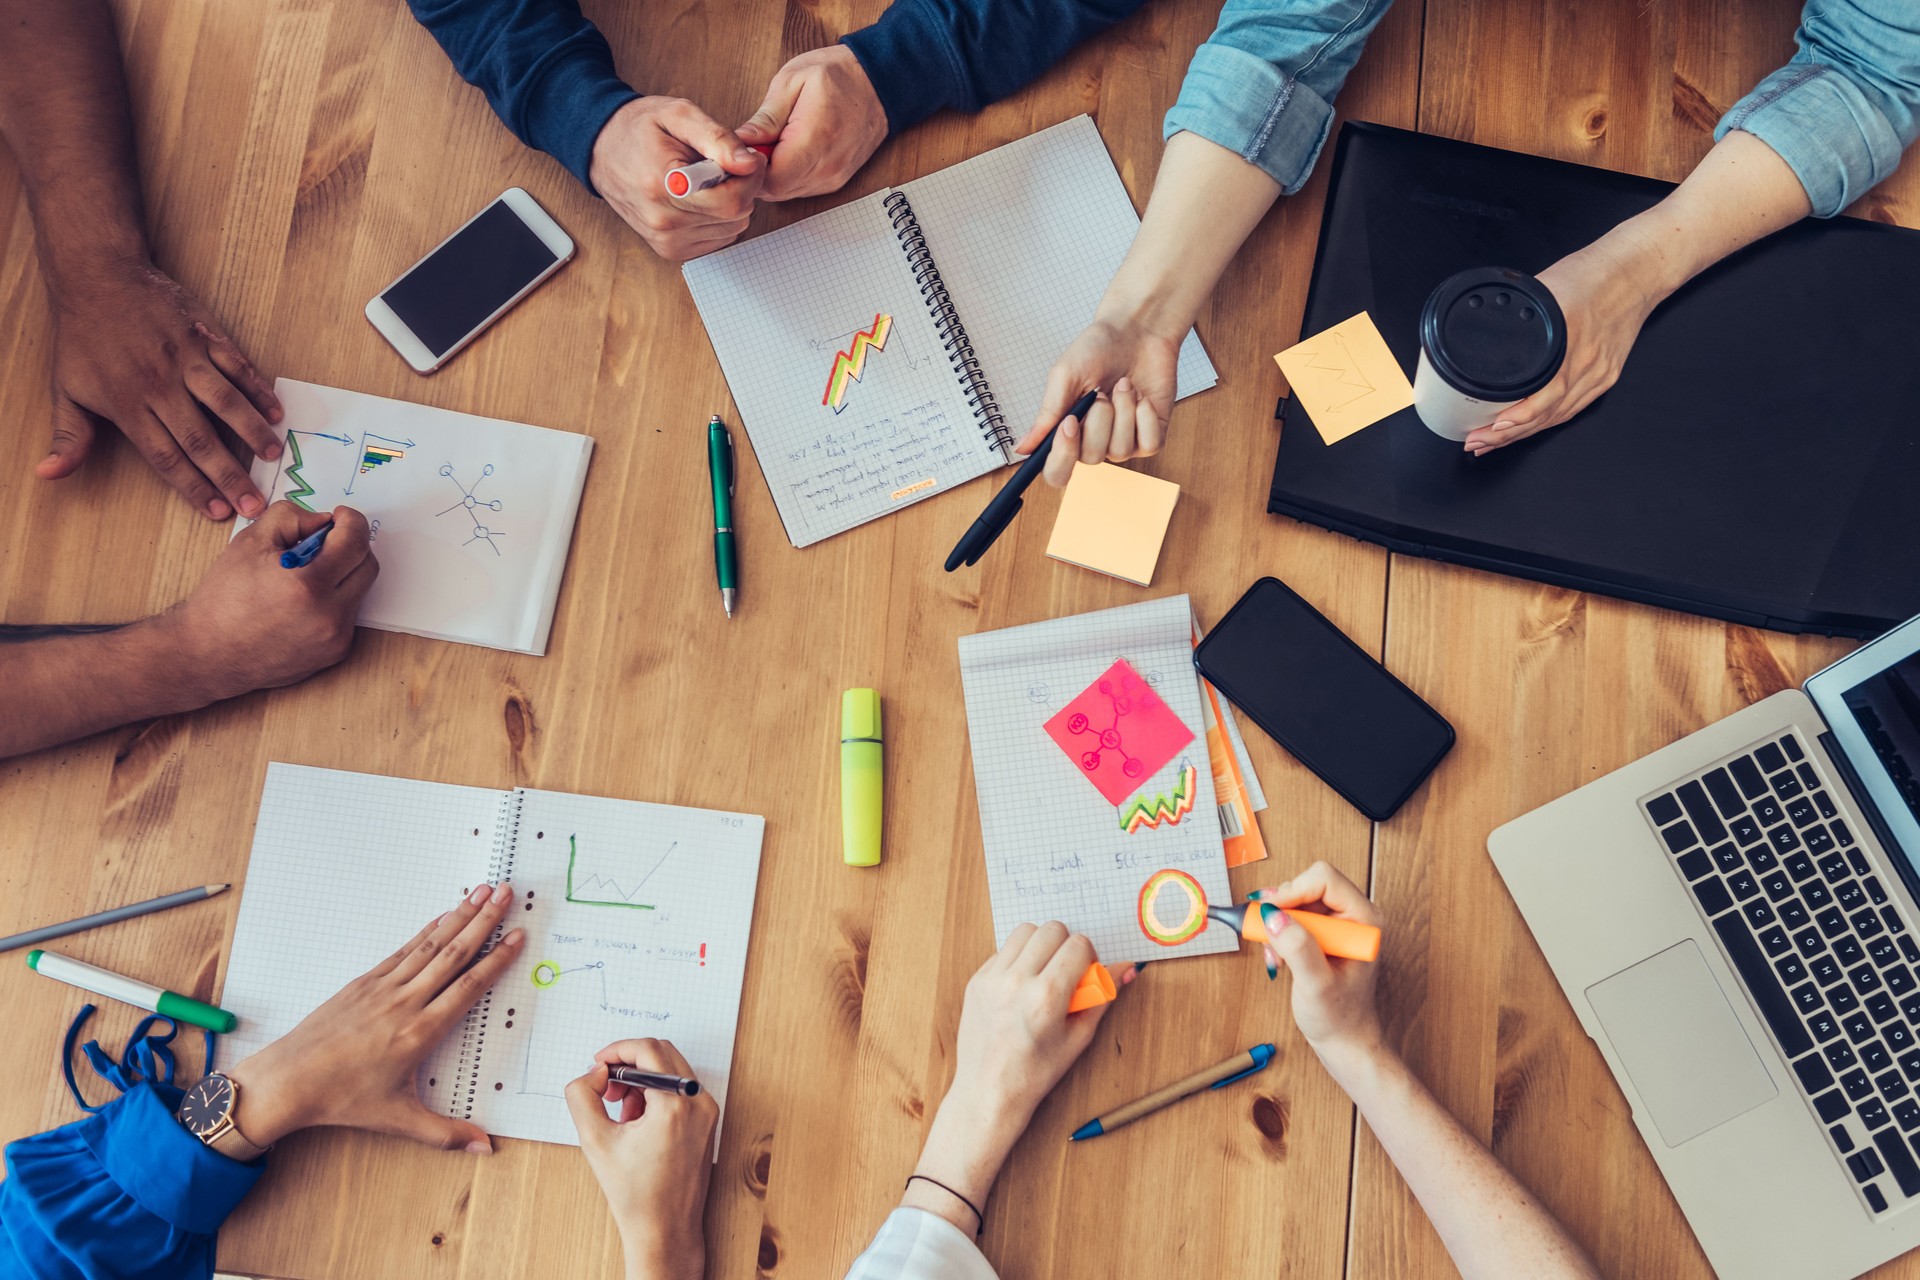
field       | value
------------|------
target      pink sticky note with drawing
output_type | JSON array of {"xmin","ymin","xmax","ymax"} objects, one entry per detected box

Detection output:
[{"xmin": 1045, "ymin": 659, "xmax": 1195, "ymax": 806}]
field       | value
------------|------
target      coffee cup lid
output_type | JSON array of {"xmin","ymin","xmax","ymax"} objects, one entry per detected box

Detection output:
[{"xmin": 1419, "ymin": 268, "xmax": 1567, "ymax": 400}]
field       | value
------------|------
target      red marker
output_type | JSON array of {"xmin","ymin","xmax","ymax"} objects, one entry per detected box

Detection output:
[{"xmin": 664, "ymin": 144, "xmax": 773, "ymax": 199}]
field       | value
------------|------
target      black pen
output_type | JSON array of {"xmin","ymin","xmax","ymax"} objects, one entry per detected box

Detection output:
[
  {"xmin": 944, "ymin": 389, "xmax": 1100, "ymax": 572},
  {"xmin": 608, "ymin": 1065, "xmax": 702, "ymax": 1096}
]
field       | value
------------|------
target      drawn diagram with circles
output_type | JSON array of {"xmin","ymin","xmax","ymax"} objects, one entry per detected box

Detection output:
[{"xmin": 437, "ymin": 463, "xmax": 507, "ymax": 554}]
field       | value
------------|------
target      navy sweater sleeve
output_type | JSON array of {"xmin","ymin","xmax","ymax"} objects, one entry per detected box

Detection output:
[
  {"xmin": 407, "ymin": 0, "xmax": 640, "ymax": 192},
  {"xmin": 842, "ymin": 0, "xmax": 1151, "ymax": 134}
]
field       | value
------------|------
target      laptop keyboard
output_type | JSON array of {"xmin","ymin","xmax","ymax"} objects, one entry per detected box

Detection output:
[{"xmin": 1647, "ymin": 732, "xmax": 1920, "ymax": 1217}]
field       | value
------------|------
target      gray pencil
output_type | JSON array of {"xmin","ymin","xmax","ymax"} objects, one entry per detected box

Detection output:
[{"xmin": 0, "ymin": 884, "xmax": 230, "ymax": 953}]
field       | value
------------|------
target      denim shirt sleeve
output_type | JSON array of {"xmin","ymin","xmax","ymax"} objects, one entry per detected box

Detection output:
[
  {"xmin": 1163, "ymin": 0, "xmax": 1399, "ymax": 193},
  {"xmin": 1717, "ymin": 0, "xmax": 1920, "ymax": 217}
]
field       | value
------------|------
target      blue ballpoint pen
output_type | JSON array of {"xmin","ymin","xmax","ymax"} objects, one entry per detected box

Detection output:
[
  {"xmin": 1069, "ymin": 1043, "xmax": 1276, "ymax": 1141},
  {"xmin": 280, "ymin": 520, "xmax": 335, "ymax": 569}
]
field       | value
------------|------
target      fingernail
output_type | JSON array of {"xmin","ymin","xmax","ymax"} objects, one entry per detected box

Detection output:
[
  {"xmin": 1245, "ymin": 890, "xmax": 1261, "ymax": 901},
  {"xmin": 504, "ymin": 928, "xmax": 525, "ymax": 946},
  {"xmin": 1262, "ymin": 902, "xmax": 1287, "ymax": 931},
  {"xmin": 1266, "ymin": 959, "xmax": 1277, "ymax": 981},
  {"xmin": 1491, "ymin": 420, "xmax": 1514, "ymax": 431},
  {"xmin": 263, "ymin": 443, "xmax": 282, "ymax": 460},
  {"xmin": 1063, "ymin": 419, "xmax": 1077, "ymax": 440},
  {"xmin": 491, "ymin": 882, "xmax": 511, "ymax": 904},
  {"xmin": 208, "ymin": 498, "xmax": 232, "ymax": 520},
  {"xmin": 267, "ymin": 406, "xmax": 284, "ymax": 424},
  {"xmin": 465, "ymin": 1140, "xmax": 492, "ymax": 1155},
  {"xmin": 468, "ymin": 884, "xmax": 491, "ymax": 905},
  {"xmin": 238, "ymin": 495, "xmax": 264, "ymax": 518}
]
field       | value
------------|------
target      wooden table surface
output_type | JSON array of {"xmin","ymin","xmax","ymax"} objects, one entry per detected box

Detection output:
[{"xmin": 1, "ymin": 1, "xmax": 1912, "ymax": 1276}]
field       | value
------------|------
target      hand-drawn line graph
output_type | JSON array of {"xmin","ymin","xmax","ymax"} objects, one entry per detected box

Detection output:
[
  {"xmin": 565, "ymin": 833, "xmax": 677, "ymax": 910},
  {"xmin": 819, "ymin": 313, "xmax": 902, "ymax": 413},
  {"xmin": 436, "ymin": 463, "xmax": 506, "ymax": 553},
  {"xmin": 344, "ymin": 432, "xmax": 415, "ymax": 494},
  {"xmin": 516, "ymin": 961, "xmax": 609, "ymax": 1099},
  {"xmin": 1298, "ymin": 331, "xmax": 1376, "ymax": 411},
  {"xmin": 279, "ymin": 429, "xmax": 351, "ymax": 511},
  {"xmin": 1119, "ymin": 761, "xmax": 1198, "ymax": 833}
]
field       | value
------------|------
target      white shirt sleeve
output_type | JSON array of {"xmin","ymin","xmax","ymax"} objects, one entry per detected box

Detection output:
[{"xmin": 844, "ymin": 1208, "xmax": 1001, "ymax": 1280}]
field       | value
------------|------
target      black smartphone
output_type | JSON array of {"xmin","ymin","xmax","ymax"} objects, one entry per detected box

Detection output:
[{"xmin": 1195, "ymin": 577, "xmax": 1454, "ymax": 820}]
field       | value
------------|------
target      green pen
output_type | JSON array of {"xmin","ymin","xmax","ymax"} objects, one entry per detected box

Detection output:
[{"xmin": 708, "ymin": 414, "xmax": 738, "ymax": 619}]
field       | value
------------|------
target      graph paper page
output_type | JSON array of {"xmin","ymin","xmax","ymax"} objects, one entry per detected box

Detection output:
[
  {"xmin": 957, "ymin": 596, "xmax": 1236, "ymax": 965},
  {"xmin": 682, "ymin": 197, "xmax": 994, "ymax": 547},
  {"xmin": 473, "ymin": 790, "xmax": 765, "ymax": 1150},
  {"xmin": 222, "ymin": 764, "xmax": 506, "ymax": 1121},
  {"xmin": 238, "ymin": 380, "xmax": 594, "ymax": 654},
  {"xmin": 899, "ymin": 116, "xmax": 1218, "ymax": 443}
]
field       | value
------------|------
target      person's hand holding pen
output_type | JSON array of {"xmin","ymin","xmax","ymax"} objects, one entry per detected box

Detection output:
[
  {"xmin": 568, "ymin": 1039, "xmax": 718, "ymax": 1280},
  {"xmin": 737, "ymin": 46, "xmax": 890, "ymax": 201},
  {"xmin": 1016, "ymin": 323, "xmax": 1181, "ymax": 487},
  {"xmin": 158, "ymin": 501, "xmax": 376, "ymax": 702},
  {"xmin": 1249, "ymin": 861, "xmax": 1387, "ymax": 1065},
  {"xmin": 590, "ymin": 97, "xmax": 767, "ymax": 261},
  {"xmin": 220, "ymin": 883, "xmax": 527, "ymax": 1152}
]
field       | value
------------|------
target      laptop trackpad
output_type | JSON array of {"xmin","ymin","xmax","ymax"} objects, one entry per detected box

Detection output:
[{"xmin": 1586, "ymin": 940, "xmax": 1778, "ymax": 1147}]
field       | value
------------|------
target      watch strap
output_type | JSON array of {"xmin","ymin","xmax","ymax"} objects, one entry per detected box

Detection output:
[{"xmin": 203, "ymin": 1116, "xmax": 271, "ymax": 1163}]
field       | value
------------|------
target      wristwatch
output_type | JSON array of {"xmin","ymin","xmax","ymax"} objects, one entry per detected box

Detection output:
[{"xmin": 176, "ymin": 1073, "xmax": 272, "ymax": 1163}]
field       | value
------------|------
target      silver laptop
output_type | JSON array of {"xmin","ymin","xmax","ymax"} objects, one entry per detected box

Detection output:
[{"xmin": 1491, "ymin": 612, "xmax": 1920, "ymax": 1279}]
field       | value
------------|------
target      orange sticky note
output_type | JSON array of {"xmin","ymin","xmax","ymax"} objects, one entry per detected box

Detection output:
[
  {"xmin": 1046, "ymin": 462, "xmax": 1179, "ymax": 586},
  {"xmin": 1274, "ymin": 312, "xmax": 1415, "ymax": 444}
]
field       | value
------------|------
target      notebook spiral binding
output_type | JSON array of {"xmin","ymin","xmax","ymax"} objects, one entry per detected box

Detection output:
[
  {"xmin": 449, "ymin": 790, "xmax": 524, "ymax": 1119},
  {"xmin": 884, "ymin": 191, "xmax": 1012, "ymax": 454}
]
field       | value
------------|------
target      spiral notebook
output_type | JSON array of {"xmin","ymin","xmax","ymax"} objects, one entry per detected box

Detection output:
[
  {"xmin": 220, "ymin": 764, "xmax": 764, "ymax": 1152},
  {"xmin": 683, "ymin": 115, "xmax": 1218, "ymax": 548},
  {"xmin": 956, "ymin": 595, "xmax": 1237, "ymax": 965}
]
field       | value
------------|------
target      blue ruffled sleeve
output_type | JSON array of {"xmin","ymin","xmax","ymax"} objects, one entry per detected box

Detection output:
[{"xmin": 0, "ymin": 1082, "xmax": 262, "ymax": 1279}]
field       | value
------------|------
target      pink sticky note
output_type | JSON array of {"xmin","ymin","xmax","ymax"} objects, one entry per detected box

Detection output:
[{"xmin": 1045, "ymin": 659, "xmax": 1195, "ymax": 806}]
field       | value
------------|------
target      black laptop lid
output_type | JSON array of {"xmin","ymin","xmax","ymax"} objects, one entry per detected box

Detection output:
[{"xmin": 1269, "ymin": 122, "xmax": 1920, "ymax": 638}]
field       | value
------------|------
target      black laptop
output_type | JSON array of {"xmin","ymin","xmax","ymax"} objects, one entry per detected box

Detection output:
[{"xmin": 1269, "ymin": 122, "xmax": 1920, "ymax": 638}]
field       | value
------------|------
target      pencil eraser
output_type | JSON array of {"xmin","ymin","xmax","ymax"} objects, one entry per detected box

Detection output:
[{"xmin": 1067, "ymin": 962, "xmax": 1118, "ymax": 1014}]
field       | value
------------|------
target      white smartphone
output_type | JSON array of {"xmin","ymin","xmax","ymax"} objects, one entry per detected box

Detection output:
[{"xmin": 364, "ymin": 187, "xmax": 575, "ymax": 373}]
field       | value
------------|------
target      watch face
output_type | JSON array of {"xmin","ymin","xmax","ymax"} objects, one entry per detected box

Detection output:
[{"xmin": 179, "ymin": 1074, "xmax": 234, "ymax": 1136}]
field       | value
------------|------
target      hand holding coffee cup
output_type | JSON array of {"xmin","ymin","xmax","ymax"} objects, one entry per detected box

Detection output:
[{"xmin": 1414, "ymin": 268, "xmax": 1567, "ymax": 443}]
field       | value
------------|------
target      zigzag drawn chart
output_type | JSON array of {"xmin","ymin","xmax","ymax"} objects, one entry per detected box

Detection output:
[
  {"xmin": 1298, "ymin": 332, "xmax": 1376, "ymax": 411},
  {"xmin": 277, "ymin": 429, "xmax": 352, "ymax": 511},
  {"xmin": 820, "ymin": 313, "xmax": 893, "ymax": 413},
  {"xmin": 1118, "ymin": 762, "xmax": 1198, "ymax": 833},
  {"xmin": 565, "ymin": 833, "xmax": 675, "ymax": 910}
]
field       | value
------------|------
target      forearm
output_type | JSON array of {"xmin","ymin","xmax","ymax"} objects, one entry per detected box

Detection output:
[
  {"xmin": 0, "ymin": 0, "xmax": 149, "ymax": 284},
  {"xmin": 0, "ymin": 616, "xmax": 220, "ymax": 758},
  {"xmin": 898, "ymin": 1087, "xmax": 1022, "ymax": 1238},
  {"xmin": 1320, "ymin": 1041, "xmax": 1601, "ymax": 1280},
  {"xmin": 1099, "ymin": 132, "xmax": 1280, "ymax": 339},
  {"xmin": 1593, "ymin": 130, "xmax": 1811, "ymax": 306}
]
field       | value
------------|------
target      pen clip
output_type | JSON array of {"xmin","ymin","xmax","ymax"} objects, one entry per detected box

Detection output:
[{"xmin": 722, "ymin": 429, "xmax": 735, "ymax": 497}]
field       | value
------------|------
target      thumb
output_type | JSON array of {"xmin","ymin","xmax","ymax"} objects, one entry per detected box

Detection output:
[
  {"xmin": 38, "ymin": 399, "xmax": 95, "ymax": 479},
  {"xmin": 374, "ymin": 1097, "xmax": 494, "ymax": 1154},
  {"xmin": 1016, "ymin": 360, "xmax": 1086, "ymax": 456},
  {"xmin": 1268, "ymin": 906, "xmax": 1335, "ymax": 988},
  {"xmin": 738, "ymin": 73, "xmax": 801, "ymax": 146},
  {"xmin": 565, "ymin": 1064, "xmax": 617, "ymax": 1140}
]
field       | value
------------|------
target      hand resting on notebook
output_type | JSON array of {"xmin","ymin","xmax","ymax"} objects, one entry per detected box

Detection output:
[
  {"xmin": 1251, "ymin": 863, "xmax": 1602, "ymax": 1280},
  {"xmin": 569, "ymin": 1038, "xmax": 721, "ymax": 1280},
  {"xmin": 223, "ymin": 882, "xmax": 527, "ymax": 1151},
  {"xmin": 0, "ymin": 501, "xmax": 375, "ymax": 760}
]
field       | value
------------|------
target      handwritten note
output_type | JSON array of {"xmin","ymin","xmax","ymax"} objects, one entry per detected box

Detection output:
[{"xmin": 781, "ymin": 400, "xmax": 973, "ymax": 521}]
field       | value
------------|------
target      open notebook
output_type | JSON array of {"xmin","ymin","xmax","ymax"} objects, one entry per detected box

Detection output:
[
  {"xmin": 957, "ymin": 595, "xmax": 1237, "ymax": 965},
  {"xmin": 221, "ymin": 764, "xmax": 764, "ymax": 1151},
  {"xmin": 239, "ymin": 379, "xmax": 594, "ymax": 654},
  {"xmin": 683, "ymin": 115, "xmax": 1218, "ymax": 548}
]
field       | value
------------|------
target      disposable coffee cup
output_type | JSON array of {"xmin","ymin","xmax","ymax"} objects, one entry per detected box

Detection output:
[{"xmin": 1414, "ymin": 267, "xmax": 1567, "ymax": 441}]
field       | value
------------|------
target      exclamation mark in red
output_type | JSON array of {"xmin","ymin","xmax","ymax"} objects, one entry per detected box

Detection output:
[{"xmin": 698, "ymin": 943, "xmax": 707, "ymax": 967}]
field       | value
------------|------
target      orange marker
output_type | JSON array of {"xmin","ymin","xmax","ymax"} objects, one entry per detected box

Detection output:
[
  {"xmin": 663, "ymin": 144, "xmax": 773, "ymax": 198},
  {"xmin": 1067, "ymin": 962, "xmax": 1119, "ymax": 1013},
  {"xmin": 1206, "ymin": 901, "xmax": 1380, "ymax": 963}
]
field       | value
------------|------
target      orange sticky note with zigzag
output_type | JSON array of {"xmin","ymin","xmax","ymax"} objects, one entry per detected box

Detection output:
[{"xmin": 1274, "ymin": 311, "xmax": 1415, "ymax": 444}]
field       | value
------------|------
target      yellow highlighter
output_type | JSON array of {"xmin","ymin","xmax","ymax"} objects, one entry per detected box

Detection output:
[{"xmin": 841, "ymin": 689, "xmax": 883, "ymax": 866}]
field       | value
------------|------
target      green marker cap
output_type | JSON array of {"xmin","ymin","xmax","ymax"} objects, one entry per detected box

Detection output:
[
  {"xmin": 157, "ymin": 990, "xmax": 239, "ymax": 1034},
  {"xmin": 25, "ymin": 949, "xmax": 42, "ymax": 970}
]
